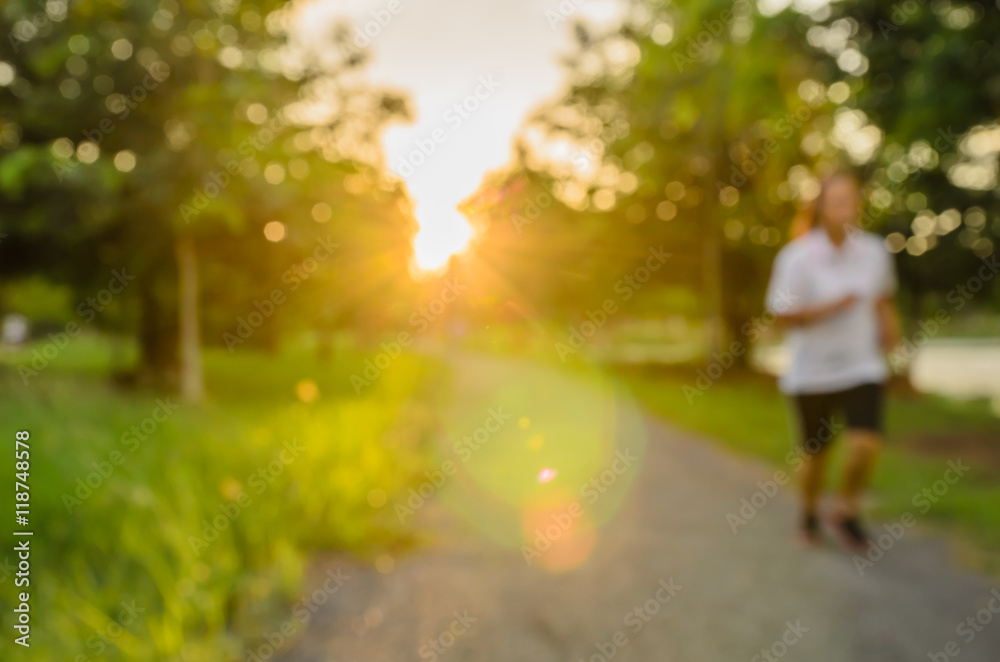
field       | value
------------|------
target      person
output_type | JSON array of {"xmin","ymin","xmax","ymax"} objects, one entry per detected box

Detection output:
[{"xmin": 764, "ymin": 172, "xmax": 900, "ymax": 551}]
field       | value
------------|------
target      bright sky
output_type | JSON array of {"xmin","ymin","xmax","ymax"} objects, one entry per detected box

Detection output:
[{"xmin": 297, "ymin": 0, "xmax": 622, "ymax": 270}]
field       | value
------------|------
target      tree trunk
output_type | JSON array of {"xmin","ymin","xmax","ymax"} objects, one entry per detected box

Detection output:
[
  {"xmin": 137, "ymin": 272, "xmax": 178, "ymax": 389},
  {"xmin": 702, "ymin": 216, "xmax": 725, "ymax": 358},
  {"xmin": 701, "ymin": 98, "xmax": 729, "ymax": 361},
  {"xmin": 720, "ymin": 247, "xmax": 758, "ymax": 370},
  {"xmin": 176, "ymin": 235, "xmax": 204, "ymax": 403}
]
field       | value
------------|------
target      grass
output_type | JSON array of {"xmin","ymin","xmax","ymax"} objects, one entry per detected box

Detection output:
[
  {"xmin": 4, "ymin": 326, "xmax": 999, "ymax": 660},
  {"xmin": 0, "ymin": 333, "xmax": 446, "ymax": 662},
  {"xmin": 614, "ymin": 364, "xmax": 1000, "ymax": 568}
]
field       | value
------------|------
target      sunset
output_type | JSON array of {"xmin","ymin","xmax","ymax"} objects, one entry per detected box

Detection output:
[
  {"xmin": 2, "ymin": 0, "xmax": 1000, "ymax": 660},
  {"xmin": 291, "ymin": 0, "xmax": 613, "ymax": 272}
]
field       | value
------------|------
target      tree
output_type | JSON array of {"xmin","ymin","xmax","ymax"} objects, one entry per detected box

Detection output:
[
  {"xmin": 467, "ymin": 0, "xmax": 836, "ymax": 361},
  {"xmin": 814, "ymin": 1, "xmax": 1000, "ymax": 319},
  {"xmin": 0, "ymin": 0, "xmax": 411, "ymax": 399}
]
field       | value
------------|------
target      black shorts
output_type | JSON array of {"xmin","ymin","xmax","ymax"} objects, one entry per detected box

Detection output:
[{"xmin": 792, "ymin": 382, "xmax": 885, "ymax": 454}]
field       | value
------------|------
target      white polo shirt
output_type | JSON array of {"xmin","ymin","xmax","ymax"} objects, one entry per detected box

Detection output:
[{"xmin": 765, "ymin": 228, "xmax": 896, "ymax": 395}]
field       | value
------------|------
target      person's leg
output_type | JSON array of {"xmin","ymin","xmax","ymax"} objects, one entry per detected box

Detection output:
[
  {"xmin": 793, "ymin": 391, "xmax": 836, "ymax": 542},
  {"xmin": 802, "ymin": 446, "xmax": 829, "ymax": 516},
  {"xmin": 828, "ymin": 382, "xmax": 885, "ymax": 549},
  {"xmin": 838, "ymin": 428, "xmax": 882, "ymax": 517}
]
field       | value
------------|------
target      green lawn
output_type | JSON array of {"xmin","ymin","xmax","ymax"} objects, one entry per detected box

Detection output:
[
  {"xmin": 615, "ymin": 364, "xmax": 1000, "ymax": 570},
  {"xmin": 0, "ymin": 334, "xmax": 445, "ymax": 662}
]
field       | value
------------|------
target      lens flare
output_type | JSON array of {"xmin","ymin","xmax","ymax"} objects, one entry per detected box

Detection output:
[{"xmin": 434, "ymin": 355, "xmax": 647, "ymax": 572}]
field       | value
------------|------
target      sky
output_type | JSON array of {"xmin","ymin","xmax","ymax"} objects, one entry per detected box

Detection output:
[{"xmin": 295, "ymin": 0, "xmax": 623, "ymax": 270}]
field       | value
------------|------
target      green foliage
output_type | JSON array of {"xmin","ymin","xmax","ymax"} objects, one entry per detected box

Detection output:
[
  {"xmin": 0, "ymin": 0, "xmax": 416, "ymax": 377},
  {"xmin": 1, "ymin": 276, "xmax": 75, "ymax": 321},
  {"xmin": 817, "ymin": 1, "xmax": 1000, "ymax": 312},
  {"xmin": 461, "ymin": 0, "xmax": 1000, "ymax": 341},
  {"xmin": 463, "ymin": 0, "xmax": 830, "ymax": 341},
  {"xmin": 0, "ymin": 343, "xmax": 444, "ymax": 661}
]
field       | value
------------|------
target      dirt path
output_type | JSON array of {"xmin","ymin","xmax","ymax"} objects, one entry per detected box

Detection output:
[{"xmin": 280, "ymin": 355, "xmax": 1000, "ymax": 662}]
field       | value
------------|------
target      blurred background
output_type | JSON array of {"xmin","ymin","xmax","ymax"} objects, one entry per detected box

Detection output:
[{"xmin": 1, "ymin": 0, "xmax": 999, "ymax": 660}]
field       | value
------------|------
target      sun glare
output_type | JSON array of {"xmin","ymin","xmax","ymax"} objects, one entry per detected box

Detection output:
[{"xmin": 412, "ymin": 203, "xmax": 473, "ymax": 271}]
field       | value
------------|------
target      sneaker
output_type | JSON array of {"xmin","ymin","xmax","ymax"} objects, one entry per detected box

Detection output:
[
  {"xmin": 826, "ymin": 510, "xmax": 869, "ymax": 553},
  {"xmin": 797, "ymin": 512, "xmax": 822, "ymax": 548}
]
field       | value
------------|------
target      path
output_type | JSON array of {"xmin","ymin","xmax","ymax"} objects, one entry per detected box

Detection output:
[{"xmin": 280, "ymin": 354, "xmax": 1000, "ymax": 662}]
